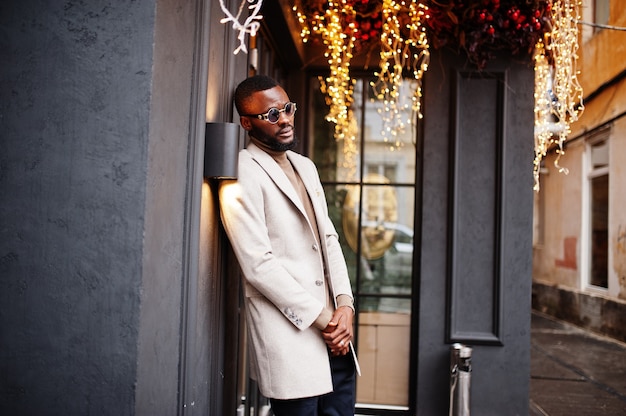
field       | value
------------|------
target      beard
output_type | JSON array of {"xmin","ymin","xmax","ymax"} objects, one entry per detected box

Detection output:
[{"xmin": 249, "ymin": 124, "xmax": 298, "ymax": 152}]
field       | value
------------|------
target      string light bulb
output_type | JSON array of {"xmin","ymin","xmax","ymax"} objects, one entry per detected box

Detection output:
[
  {"xmin": 372, "ymin": 0, "xmax": 429, "ymax": 149},
  {"xmin": 291, "ymin": 0, "xmax": 584, "ymax": 189},
  {"xmin": 533, "ymin": 0, "xmax": 584, "ymax": 190}
]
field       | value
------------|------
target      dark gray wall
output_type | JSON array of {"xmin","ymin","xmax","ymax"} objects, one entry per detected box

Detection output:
[
  {"xmin": 417, "ymin": 50, "xmax": 535, "ymax": 415},
  {"xmin": 135, "ymin": 0, "xmax": 202, "ymax": 413},
  {"xmin": 184, "ymin": 1, "xmax": 248, "ymax": 414},
  {"xmin": 0, "ymin": 0, "xmax": 203, "ymax": 414}
]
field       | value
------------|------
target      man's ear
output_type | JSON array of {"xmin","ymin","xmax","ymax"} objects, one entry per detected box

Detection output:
[{"xmin": 240, "ymin": 116, "xmax": 252, "ymax": 131}]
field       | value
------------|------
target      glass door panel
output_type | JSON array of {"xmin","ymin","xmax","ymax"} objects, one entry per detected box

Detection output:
[{"xmin": 312, "ymin": 76, "xmax": 417, "ymax": 412}]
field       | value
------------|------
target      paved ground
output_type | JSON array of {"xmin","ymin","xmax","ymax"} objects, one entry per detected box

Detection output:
[{"xmin": 529, "ymin": 311, "xmax": 626, "ymax": 416}]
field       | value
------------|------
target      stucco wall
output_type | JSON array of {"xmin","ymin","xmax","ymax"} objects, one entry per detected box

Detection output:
[
  {"xmin": 579, "ymin": 1, "xmax": 626, "ymax": 100},
  {"xmin": 532, "ymin": 139, "xmax": 583, "ymax": 289},
  {"xmin": 611, "ymin": 118, "xmax": 626, "ymax": 299}
]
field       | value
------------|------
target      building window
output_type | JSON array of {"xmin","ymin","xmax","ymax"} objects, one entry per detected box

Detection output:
[
  {"xmin": 584, "ymin": 136, "xmax": 609, "ymax": 289},
  {"xmin": 594, "ymin": 0, "xmax": 610, "ymax": 31},
  {"xmin": 582, "ymin": 0, "xmax": 610, "ymax": 41}
]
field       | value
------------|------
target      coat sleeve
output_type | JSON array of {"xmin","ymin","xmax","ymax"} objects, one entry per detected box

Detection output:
[{"xmin": 218, "ymin": 158, "xmax": 325, "ymax": 330}]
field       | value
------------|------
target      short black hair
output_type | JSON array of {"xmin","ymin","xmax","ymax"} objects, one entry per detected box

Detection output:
[{"xmin": 234, "ymin": 75, "xmax": 279, "ymax": 114}]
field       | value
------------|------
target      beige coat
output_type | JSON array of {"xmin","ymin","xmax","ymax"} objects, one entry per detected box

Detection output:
[{"xmin": 219, "ymin": 142, "xmax": 357, "ymax": 400}]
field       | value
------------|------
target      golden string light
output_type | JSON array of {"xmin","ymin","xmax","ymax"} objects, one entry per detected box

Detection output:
[
  {"xmin": 533, "ymin": 39, "xmax": 555, "ymax": 190},
  {"xmin": 372, "ymin": 0, "xmax": 429, "ymax": 149},
  {"xmin": 292, "ymin": 0, "xmax": 585, "ymax": 189},
  {"xmin": 340, "ymin": 109, "xmax": 359, "ymax": 181},
  {"xmin": 533, "ymin": 0, "xmax": 584, "ymax": 190},
  {"xmin": 295, "ymin": 1, "xmax": 357, "ymax": 141},
  {"xmin": 323, "ymin": 2, "xmax": 357, "ymax": 141},
  {"xmin": 319, "ymin": 77, "xmax": 358, "ymax": 180},
  {"xmin": 295, "ymin": 0, "xmax": 428, "ymax": 147}
]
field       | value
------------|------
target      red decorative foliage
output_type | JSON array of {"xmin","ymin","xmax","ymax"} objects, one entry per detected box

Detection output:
[
  {"xmin": 297, "ymin": 0, "xmax": 553, "ymax": 68},
  {"xmin": 423, "ymin": 0, "xmax": 552, "ymax": 68}
]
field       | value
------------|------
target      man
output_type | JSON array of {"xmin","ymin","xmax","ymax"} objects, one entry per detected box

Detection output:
[{"xmin": 219, "ymin": 75, "xmax": 359, "ymax": 416}]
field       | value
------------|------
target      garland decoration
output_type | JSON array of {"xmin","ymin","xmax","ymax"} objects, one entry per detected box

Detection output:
[
  {"xmin": 423, "ymin": 0, "xmax": 552, "ymax": 69},
  {"xmin": 372, "ymin": 0, "xmax": 429, "ymax": 149},
  {"xmin": 319, "ymin": 1, "xmax": 358, "ymax": 142},
  {"xmin": 289, "ymin": 1, "xmax": 584, "ymax": 189},
  {"xmin": 533, "ymin": 0, "xmax": 584, "ymax": 190},
  {"xmin": 219, "ymin": 0, "xmax": 264, "ymax": 54}
]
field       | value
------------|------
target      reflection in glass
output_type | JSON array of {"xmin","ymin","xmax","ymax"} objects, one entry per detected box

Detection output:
[
  {"xmin": 311, "ymin": 77, "xmax": 361, "ymax": 183},
  {"xmin": 342, "ymin": 174, "xmax": 398, "ymax": 260},
  {"xmin": 363, "ymin": 79, "xmax": 417, "ymax": 185},
  {"xmin": 348, "ymin": 184, "xmax": 414, "ymax": 313},
  {"xmin": 314, "ymin": 77, "xmax": 417, "ymax": 411}
]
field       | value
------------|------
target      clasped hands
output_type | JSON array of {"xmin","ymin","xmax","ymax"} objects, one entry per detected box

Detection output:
[{"xmin": 322, "ymin": 306, "xmax": 354, "ymax": 356}]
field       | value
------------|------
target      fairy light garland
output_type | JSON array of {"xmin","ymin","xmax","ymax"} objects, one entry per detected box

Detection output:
[
  {"xmin": 296, "ymin": 1, "xmax": 357, "ymax": 142},
  {"xmin": 290, "ymin": 0, "xmax": 587, "ymax": 189},
  {"xmin": 372, "ymin": 0, "xmax": 429, "ymax": 149},
  {"xmin": 533, "ymin": 39, "xmax": 555, "ymax": 190},
  {"xmin": 219, "ymin": 0, "xmax": 264, "ymax": 54},
  {"xmin": 341, "ymin": 109, "xmax": 359, "ymax": 180},
  {"xmin": 323, "ymin": 1, "xmax": 357, "ymax": 141},
  {"xmin": 295, "ymin": 0, "xmax": 429, "ymax": 149},
  {"xmin": 533, "ymin": 0, "xmax": 584, "ymax": 190},
  {"xmin": 318, "ymin": 75, "xmax": 358, "ymax": 178}
]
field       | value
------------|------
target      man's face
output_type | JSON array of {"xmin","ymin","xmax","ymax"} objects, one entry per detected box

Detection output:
[{"xmin": 240, "ymin": 86, "xmax": 297, "ymax": 151}]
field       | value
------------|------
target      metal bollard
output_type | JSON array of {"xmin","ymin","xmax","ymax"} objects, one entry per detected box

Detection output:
[{"xmin": 449, "ymin": 343, "xmax": 472, "ymax": 416}]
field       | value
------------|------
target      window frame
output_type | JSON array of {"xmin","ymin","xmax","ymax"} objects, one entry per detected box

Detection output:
[{"xmin": 580, "ymin": 128, "xmax": 610, "ymax": 293}]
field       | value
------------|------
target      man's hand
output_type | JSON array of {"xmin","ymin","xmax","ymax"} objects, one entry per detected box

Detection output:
[{"xmin": 322, "ymin": 306, "xmax": 354, "ymax": 356}]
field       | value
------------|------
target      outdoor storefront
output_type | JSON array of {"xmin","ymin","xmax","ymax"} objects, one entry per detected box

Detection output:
[
  {"xmin": 1, "ymin": 1, "xmax": 547, "ymax": 415},
  {"xmin": 203, "ymin": 1, "xmax": 538, "ymax": 414}
]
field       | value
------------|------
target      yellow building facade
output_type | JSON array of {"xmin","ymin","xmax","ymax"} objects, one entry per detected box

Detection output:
[{"xmin": 533, "ymin": 0, "xmax": 626, "ymax": 342}]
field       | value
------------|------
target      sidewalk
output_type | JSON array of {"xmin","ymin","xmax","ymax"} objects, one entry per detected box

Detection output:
[{"xmin": 529, "ymin": 311, "xmax": 626, "ymax": 415}]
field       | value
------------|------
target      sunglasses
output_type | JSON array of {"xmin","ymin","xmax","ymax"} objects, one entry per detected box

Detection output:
[{"xmin": 242, "ymin": 102, "xmax": 297, "ymax": 124}]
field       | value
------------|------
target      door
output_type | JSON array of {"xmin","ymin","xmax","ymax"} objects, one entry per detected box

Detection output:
[{"xmin": 309, "ymin": 75, "xmax": 419, "ymax": 414}]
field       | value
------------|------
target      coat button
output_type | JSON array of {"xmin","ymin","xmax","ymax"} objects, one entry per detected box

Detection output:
[
  {"xmin": 312, "ymin": 244, "xmax": 318, "ymax": 251},
  {"xmin": 315, "ymin": 280, "xmax": 324, "ymax": 286}
]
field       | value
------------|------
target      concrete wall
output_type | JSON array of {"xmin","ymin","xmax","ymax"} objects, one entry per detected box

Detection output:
[
  {"xmin": 136, "ymin": 0, "xmax": 201, "ymax": 413},
  {"xmin": 0, "ymin": 0, "xmax": 201, "ymax": 413},
  {"xmin": 532, "ymin": 281, "xmax": 626, "ymax": 343},
  {"xmin": 532, "ymin": 1, "xmax": 626, "ymax": 342}
]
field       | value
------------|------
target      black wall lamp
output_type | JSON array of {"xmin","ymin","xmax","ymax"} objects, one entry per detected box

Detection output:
[{"xmin": 203, "ymin": 122, "xmax": 241, "ymax": 179}]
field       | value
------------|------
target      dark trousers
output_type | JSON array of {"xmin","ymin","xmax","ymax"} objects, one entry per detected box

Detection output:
[{"xmin": 270, "ymin": 353, "xmax": 356, "ymax": 416}]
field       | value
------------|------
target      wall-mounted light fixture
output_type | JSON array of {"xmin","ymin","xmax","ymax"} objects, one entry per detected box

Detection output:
[{"xmin": 204, "ymin": 122, "xmax": 241, "ymax": 179}]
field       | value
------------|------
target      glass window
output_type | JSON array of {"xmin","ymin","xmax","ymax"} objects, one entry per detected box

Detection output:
[
  {"xmin": 590, "ymin": 174, "xmax": 609, "ymax": 287},
  {"xmin": 594, "ymin": 0, "xmax": 610, "ymax": 29},
  {"xmin": 311, "ymin": 76, "xmax": 417, "ymax": 409},
  {"xmin": 591, "ymin": 139, "xmax": 609, "ymax": 169},
  {"xmin": 586, "ymin": 139, "xmax": 609, "ymax": 289}
]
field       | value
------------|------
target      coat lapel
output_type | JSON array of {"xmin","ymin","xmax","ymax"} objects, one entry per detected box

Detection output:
[
  {"xmin": 287, "ymin": 152, "xmax": 328, "ymax": 237},
  {"xmin": 245, "ymin": 143, "xmax": 308, "ymax": 218}
]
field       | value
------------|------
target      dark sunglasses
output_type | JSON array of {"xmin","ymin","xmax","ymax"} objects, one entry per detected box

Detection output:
[{"xmin": 242, "ymin": 102, "xmax": 297, "ymax": 124}]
